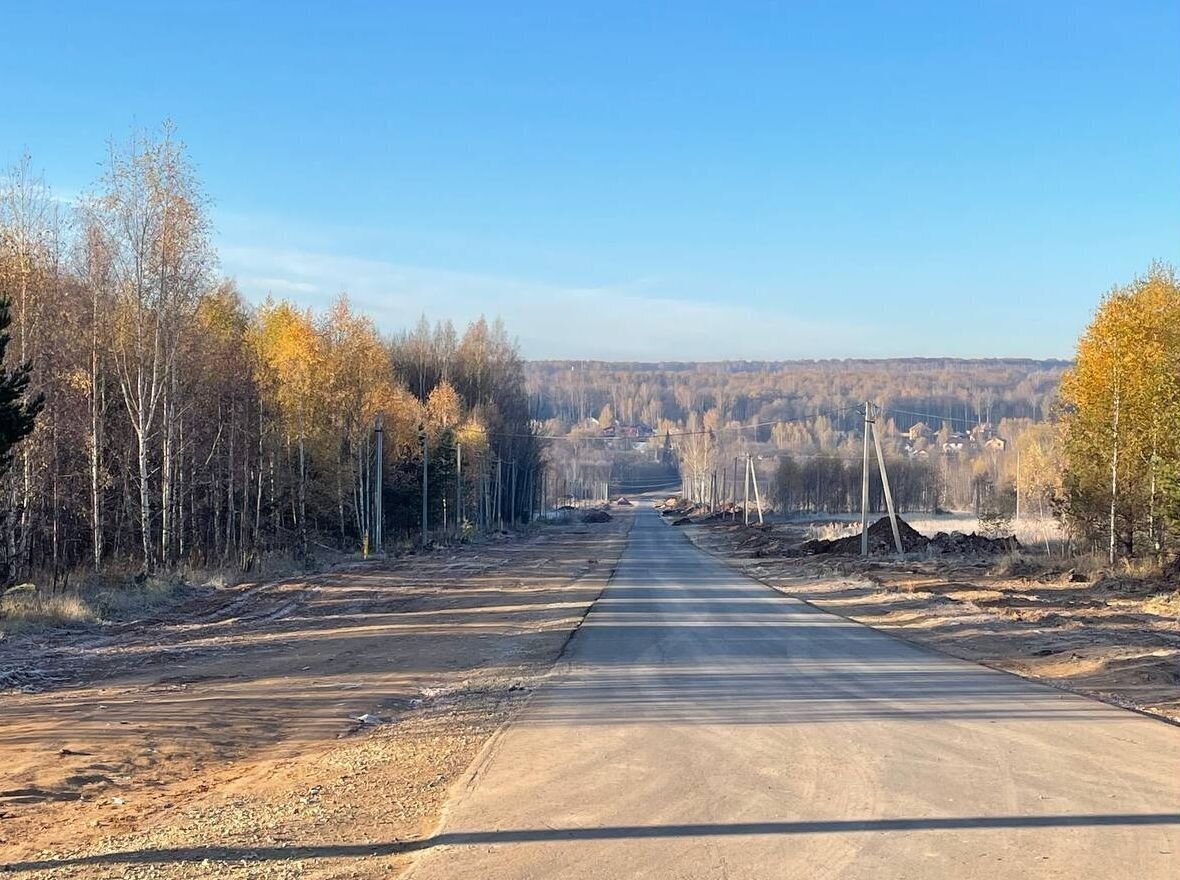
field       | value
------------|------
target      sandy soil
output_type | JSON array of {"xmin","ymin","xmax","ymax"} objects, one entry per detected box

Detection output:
[
  {"xmin": 0, "ymin": 513, "xmax": 631, "ymax": 878},
  {"xmin": 685, "ymin": 520, "xmax": 1180, "ymax": 724}
]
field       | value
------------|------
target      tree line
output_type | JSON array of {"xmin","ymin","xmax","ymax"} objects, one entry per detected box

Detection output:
[
  {"xmin": 527, "ymin": 358, "xmax": 1066, "ymax": 434},
  {"xmin": 1059, "ymin": 263, "xmax": 1180, "ymax": 562},
  {"xmin": 0, "ymin": 127, "xmax": 540, "ymax": 585}
]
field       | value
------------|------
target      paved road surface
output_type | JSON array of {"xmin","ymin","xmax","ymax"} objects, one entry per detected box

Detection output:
[{"xmin": 408, "ymin": 506, "xmax": 1180, "ymax": 879}]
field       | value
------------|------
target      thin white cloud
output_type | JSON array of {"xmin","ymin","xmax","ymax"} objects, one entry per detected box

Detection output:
[
  {"xmin": 219, "ymin": 244, "xmax": 871, "ymax": 360},
  {"xmin": 237, "ymin": 275, "xmax": 321, "ymax": 295}
]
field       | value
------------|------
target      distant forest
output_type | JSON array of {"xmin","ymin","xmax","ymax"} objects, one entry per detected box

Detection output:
[
  {"xmin": 526, "ymin": 359, "xmax": 1067, "ymax": 434},
  {"xmin": 525, "ymin": 359, "xmax": 1068, "ymax": 516}
]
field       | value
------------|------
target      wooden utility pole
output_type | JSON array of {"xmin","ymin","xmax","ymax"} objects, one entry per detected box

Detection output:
[
  {"xmin": 869, "ymin": 403, "xmax": 903, "ymax": 554},
  {"xmin": 496, "ymin": 458, "xmax": 503, "ymax": 531},
  {"xmin": 419, "ymin": 422, "xmax": 428, "ymax": 545},
  {"xmin": 861, "ymin": 402, "xmax": 871, "ymax": 556},
  {"xmin": 510, "ymin": 459, "xmax": 518, "ymax": 528},
  {"xmin": 455, "ymin": 442, "xmax": 462, "ymax": 535},
  {"xmin": 1014, "ymin": 439, "xmax": 1021, "ymax": 524},
  {"xmin": 375, "ymin": 415, "xmax": 384, "ymax": 552},
  {"xmin": 733, "ymin": 457, "xmax": 740, "ymax": 520}
]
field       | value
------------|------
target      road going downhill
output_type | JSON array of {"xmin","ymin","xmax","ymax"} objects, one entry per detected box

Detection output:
[{"xmin": 407, "ymin": 506, "xmax": 1180, "ymax": 879}]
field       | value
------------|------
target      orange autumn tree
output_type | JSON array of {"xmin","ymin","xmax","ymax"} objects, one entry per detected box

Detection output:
[
  {"xmin": 321, "ymin": 294, "xmax": 422, "ymax": 549},
  {"xmin": 1060, "ymin": 263, "xmax": 1180, "ymax": 561},
  {"xmin": 250, "ymin": 298, "xmax": 322, "ymax": 562}
]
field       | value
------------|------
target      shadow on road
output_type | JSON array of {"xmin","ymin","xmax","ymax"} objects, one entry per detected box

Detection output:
[{"xmin": 6, "ymin": 813, "xmax": 1180, "ymax": 871}]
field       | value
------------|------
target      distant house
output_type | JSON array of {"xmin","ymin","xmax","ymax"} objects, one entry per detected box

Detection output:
[
  {"xmin": 943, "ymin": 433, "xmax": 968, "ymax": 454},
  {"xmin": 618, "ymin": 423, "xmax": 654, "ymax": 439},
  {"xmin": 604, "ymin": 422, "xmax": 654, "ymax": 441},
  {"xmin": 906, "ymin": 422, "xmax": 932, "ymax": 442}
]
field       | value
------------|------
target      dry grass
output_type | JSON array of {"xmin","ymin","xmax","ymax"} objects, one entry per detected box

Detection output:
[
  {"xmin": 0, "ymin": 588, "xmax": 96, "ymax": 634},
  {"xmin": 0, "ymin": 575, "xmax": 193, "ymax": 637},
  {"xmin": 1144, "ymin": 590, "xmax": 1180, "ymax": 615}
]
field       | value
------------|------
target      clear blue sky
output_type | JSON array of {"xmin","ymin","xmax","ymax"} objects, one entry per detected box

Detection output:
[{"xmin": 2, "ymin": 1, "xmax": 1177, "ymax": 359}]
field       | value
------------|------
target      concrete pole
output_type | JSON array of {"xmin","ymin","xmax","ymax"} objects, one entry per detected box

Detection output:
[
  {"xmin": 420, "ymin": 423, "xmax": 428, "ymax": 546},
  {"xmin": 870, "ymin": 407, "xmax": 904, "ymax": 554},
  {"xmin": 750, "ymin": 455, "xmax": 764, "ymax": 525},
  {"xmin": 861, "ymin": 402, "xmax": 871, "ymax": 556},
  {"xmin": 744, "ymin": 455, "xmax": 751, "ymax": 526},
  {"xmin": 375, "ymin": 414, "xmax": 383, "ymax": 552}
]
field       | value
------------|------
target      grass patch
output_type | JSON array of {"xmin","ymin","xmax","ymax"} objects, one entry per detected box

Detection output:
[
  {"xmin": 1, "ymin": 574, "xmax": 194, "ymax": 637},
  {"xmin": 1144, "ymin": 590, "xmax": 1180, "ymax": 616},
  {"xmin": 0, "ymin": 586, "xmax": 96, "ymax": 634}
]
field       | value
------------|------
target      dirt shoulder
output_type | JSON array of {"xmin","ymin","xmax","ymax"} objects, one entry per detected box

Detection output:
[
  {"xmin": 683, "ymin": 520, "xmax": 1180, "ymax": 725},
  {"xmin": 0, "ymin": 512, "xmax": 632, "ymax": 878}
]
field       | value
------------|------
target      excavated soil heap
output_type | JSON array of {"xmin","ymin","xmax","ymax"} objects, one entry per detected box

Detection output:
[{"xmin": 800, "ymin": 516, "xmax": 1018, "ymax": 556}]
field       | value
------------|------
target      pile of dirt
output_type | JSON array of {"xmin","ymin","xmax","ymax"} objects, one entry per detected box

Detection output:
[
  {"xmin": 581, "ymin": 509, "xmax": 613, "ymax": 523},
  {"xmin": 662, "ymin": 502, "xmax": 703, "ymax": 518},
  {"xmin": 692, "ymin": 510, "xmax": 729, "ymax": 524},
  {"xmin": 801, "ymin": 516, "xmax": 927, "ymax": 555},
  {"xmin": 614, "ymin": 497, "xmax": 633, "ymax": 506},
  {"xmin": 801, "ymin": 516, "xmax": 1021, "ymax": 557},
  {"xmin": 927, "ymin": 531, "xmax": 1020, "ymax": 555}
]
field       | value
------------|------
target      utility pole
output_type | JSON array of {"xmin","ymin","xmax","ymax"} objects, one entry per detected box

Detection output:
[
  {"xmin": 1015, "ymin": 439, "xmax": 1021, "ymax": 524},
  {"xmin": 744, "ymin": 454, "xmax": 751, "ymax": 526},
  {"xmin": 374, "ymin": 414, "xmax": 383, "ymax": 553},
  {"xmin": 456, "ymin": 442, "xmax": 462, "ymax": 535},
  {"xmin": 861, "ymin": 402, "xmax": 871, "ymax": 556},
  {"xmin": 749, "ymin": 455, "xmax": 764, "ymax": 525},
  {"xmin": 496, "ymin": 458, "xmax": 503, "ymax": 531},
  {"xmin": 869, "ymin": 403, "xmax": 903, "ymax": 554},
  {"xmin": 733, "ymin": 457, "xmax": 740, "ymax": 520},
  {"xmin": 420, "ymin": 421, "xmax": 428, "ymax": 546},
  {"xmin": 510, "ymin": 459, "xmax": 518, "ymax": 528}
]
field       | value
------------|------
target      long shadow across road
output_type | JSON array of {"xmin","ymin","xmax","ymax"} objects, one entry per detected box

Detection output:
[{"xmin": 7, "ymin": 813, "xmax": 1180, "ymax": 872}]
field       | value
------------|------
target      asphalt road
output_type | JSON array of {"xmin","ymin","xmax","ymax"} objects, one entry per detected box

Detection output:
[{"xmin": 407, "ymin": 506, "xmax": 1180, "ymax": 879}]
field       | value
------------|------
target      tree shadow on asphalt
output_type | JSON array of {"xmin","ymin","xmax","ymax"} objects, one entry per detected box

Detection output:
[{"xmin": 7, "ymin": 813, "xmax": 1180, "ymax": 872}]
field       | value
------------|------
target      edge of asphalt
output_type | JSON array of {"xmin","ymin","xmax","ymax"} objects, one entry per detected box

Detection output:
[
  {"xmin": 676, "ymin": 517, "xmax": 1180, "ymax": 732},
  {"xmin": 400, "ymin": 508, "xmax": 638, "ymax": 877}
]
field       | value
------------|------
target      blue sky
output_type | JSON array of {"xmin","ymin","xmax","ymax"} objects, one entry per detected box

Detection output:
[{"xmin": 2, "ymin": 2, "xmax": 1177, "ymax": 359}]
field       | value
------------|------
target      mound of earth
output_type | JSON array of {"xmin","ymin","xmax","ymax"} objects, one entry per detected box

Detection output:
[
  {"xmin": 581, "ymin": 509, "xmax": 613, "ymax": 523},
  {"xmin": 927, "ymin": 530, "xmax": 1020, "ymax": 555},
  {"xmin": 800, "ymin": 516, "xmax": 1018, "ymax": 556}
]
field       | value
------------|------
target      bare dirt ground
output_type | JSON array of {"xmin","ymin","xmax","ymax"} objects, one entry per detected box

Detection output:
[
  {"xmin": 0, "ymin": 512, "xmax": 631, "ymax": 878},
  {"xmin": 686, "ymin": 520, "xmax": 1180, "ymax": 724}
]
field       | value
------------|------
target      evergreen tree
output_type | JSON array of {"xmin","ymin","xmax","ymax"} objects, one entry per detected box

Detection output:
[{"xmin": 0, "ymin": 295, "xmax": 42, "ymax": 480}]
